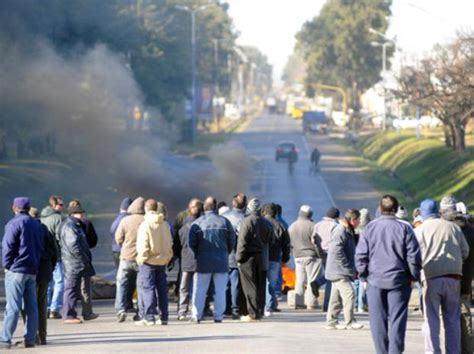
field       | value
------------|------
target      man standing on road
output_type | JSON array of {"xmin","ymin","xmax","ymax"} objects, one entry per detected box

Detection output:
[
  {"xmin": 289, "ymin": 205, "xmax": 323, "ymax": 309},
  {"xmin": 222, "ymin": 193, "xmax": 247, "ymax": 320},
  {"xmin": 1, "ymin": 197, "xmax": 44, "ymax": 349},
  {"xmin": 174, "ymin": 198, "xmax": 203, "ymax": 320},
  {"xmin": 40, "ymin": 195, "xmax": 64, "ymax": 320},
  {"xmin": 110, "ymin": 197, "xmax": 133, "ymax": 268},
  {"xmin": 135, "ymin": 199, "xmax": 173, "ymax": 326},
  {"xmin": 237, "ymin": 198, "xmax": 272, "ymax": 321},
  {"xmin": 60, "ymin": 204, "xmax": 95, "ymax": 324},
  {"xmin": 262, "ymin": 203, "xmax": 290, "ymax": 316},
  {"xmin": 440, "ymin": 196, "xmax": 474, "ymax": 354},
  {"xmin": 189, "ymin": 197, "xmax": 235, "ymax": 323},
  {"xmin": 415, "ymin": 198, "xmax": 469, "ymax": 354},
  {"xmin": 325, "ymin": 209, "xmax": 363, "ymax": 330},
  {"xmin": 356, "ymin": 195, "xmax": 421, "ymax": 354},
  {"xmin": 313, "ymin": 207, "xmax": 340, "ymax": 311},
  {"xmin": 114, "ymin": 197, "xmax": 145, "ymax": 322}
]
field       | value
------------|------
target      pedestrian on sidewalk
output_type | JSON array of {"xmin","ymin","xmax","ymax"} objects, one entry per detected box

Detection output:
[
  {"xmin": 60, "ymin": 204, "xmax": 95, "ymax": 324},
  {"xmin": 236, "ymin": 198, "xmax": 272, "ymax": 321},
  {"xmin": 174, "ymin": 198, "xmax": 203, "ymax": 320},
  {"xmin": 40, "ymin": 195, "xmax": 64, "ymax": 320},
  {"xmin": 415, "ymin": 198, "xmax": 469, "ymax": 354},
  {"xmin": 313, "ymin": 207, "xmax": 340, "ymax": 311},
  {"xmin": 440, "ymin": 196, "xmax": 474, "ymax": 354},
  {"xmin": 222, "ymin": 193, "xmax": 247, "ymax": 320},
  {"xmin": 262, "ymin": 203, "xmax": 290, "ymax": 316},
  {"xmin": 356, "ymin": 195, "xmax": 421, "ymax": 354},
  {"xmin": 30, "ymin": 207, "xmax": 58, "ymax": 345},
  {"xmin": 114, "ymin": 197, "xmax": 145, "ymax": 322},
  {"xmin": 325, "ymin": 209, "xmax": 363, "ymax": 330},
  {"xmin": 353, "ymin": 208, "xmax": 370, "ymax": 314},
  {"xmin": 289, "ymin": 205, "xmax": 324, "ymax": 309},
  {"xmin": 1, "ymin": 197, "xmax": 44, "ymax": 349},
  {"xmin": 110, "ymin": 197, "xmax": 133, "ymax": 268},
  {"xmin": 274, "ymin": 204, "xmax": 288, "ymax": 299},
  {"xmin": 135, "ymin": 199, "xmax": 173, "ymax": 326},
  {"xmin": 189, "ymin": 197, "xmax": 236, "ymax": 323}
]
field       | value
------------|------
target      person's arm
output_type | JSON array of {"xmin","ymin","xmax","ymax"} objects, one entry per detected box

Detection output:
[
  {"xmin": 2, "ymin": 223, "xmax": 20, "ymax": 270},
  {"xmin": 405, "ymin": 227, "xmax": 421, "ymax": 282},
  {"xmin": 311, "ymin": 225, "xmax": 324, "ymax": 258},
  {"xmin": 85, "ymin": 220, "xmax": 98, "ymax": 249},
  {"xmin": 331, "ymin": 226, "xmax": 351, "ymax": 269},
  {"xmin": 281, "ymin": 227, "xmax": 291, "ymax": 263},
  {"xmin": 355, "ymin": 229, "xmax": 370, "ymax": 281},
  {"xmin": 135, "ymin": 224, "xmax": 148, "ymax": 265},
  {"xmin": 235, "ymin": 220, "xmax": 249, "ymax": 263},
  {"xmin": 226, "ymin": 219, "xmax": 236, "ymax": 254},
  {"xmin": 188, "ymin": 223, "xmax": 200, "ymax": 258},
  {"xmin": 459, "ymin": 228, "xmax": 470, "ymax": 260},
  {"xmin": 115, "ymin": 219, "xmax": 126, "ymax": 247}
]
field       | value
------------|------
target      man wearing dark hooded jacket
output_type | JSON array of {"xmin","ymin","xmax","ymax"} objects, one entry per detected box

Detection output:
[
  {"xmin": 262, "ymin": 203, "xmax": 290, "ymax": 316},
  {"xmin": 236, "ymin": 198, "xmax": 272, "ymax": 321},
  {"xmin": 114, "ymin": 197, "xmax": 145, "ymax": 322},
  {"xmin": 60, "ymin": 205, "xmax": 95, "ymax": 324}
]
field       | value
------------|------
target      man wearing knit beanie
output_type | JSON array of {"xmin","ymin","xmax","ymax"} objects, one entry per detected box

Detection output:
[{"xmin": 415, "ymin": 198, "xmax": 469, "ymax": 354}]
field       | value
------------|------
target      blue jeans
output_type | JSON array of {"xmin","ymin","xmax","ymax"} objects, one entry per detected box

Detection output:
[
  {"xmin": 266, "ymin": 261, "xmax": 281, "ymax": 312},
  {"xmin": 114, "ymin": 260, "xmax": 138, "ymax": 314},
  {"xmin": 353, "ymin": 279, "xmax": 367, "ymax": 311},
  {"xmin": 192, "ymin": 272, "xmax": 228, "ymax": 321},
  {"xmin": 229, "ymin": 268, "xmax": 240, "ymax": 316},
  {"xmin": 138, "ymin": 264, "xmax": 168, "ymax": 322},
  {"xmin": 1, "ymin": 271, "xmax": 38, "ymax": 345},
  {"xmin": 48, "ymin": 261, "xmax": 64, "ymax": 312}
]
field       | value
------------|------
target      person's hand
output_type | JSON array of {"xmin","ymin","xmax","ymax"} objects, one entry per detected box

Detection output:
[
  {"xmin": 362, "ymin": 281, "xmax": 368, "ymax": 290},
  {"xmin": 167, "ymin": 260, "xmax": 175, "ymax": 272}
]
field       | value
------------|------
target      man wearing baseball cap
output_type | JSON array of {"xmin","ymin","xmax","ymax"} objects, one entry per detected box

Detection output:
[{"xmin": 1, "ymin": 197, "xmax": 44, "ymax": 349}]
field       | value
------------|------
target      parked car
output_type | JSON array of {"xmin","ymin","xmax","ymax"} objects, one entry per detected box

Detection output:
[
  {"xmin": 303, "ymin": 111, "xmax": 329, "ymax": 134},
  {"xmin": 275, "ymin": 141, "xmax": 298, "ymax": 162}
]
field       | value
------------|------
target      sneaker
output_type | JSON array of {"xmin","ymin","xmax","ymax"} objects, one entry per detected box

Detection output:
[
  {"xmin": 117, "ymin": 312, "xmax": 127, "ymax": 323},
  {"xmin": 214, "ymin": 319, "xmax": 223, "ymax": 323},
  {"xmin": 158, "ymin": 319, "xmax": 168, "ymax": 325},
  {"xmin": 325, "ymin": 323, "xmax": 337, "ymax": 330},
  {"xmin": 49, "ymin": 311, "xmax": 62, "ymax": 319},
  {"xmin": 133, "ymin": 314, "xmax": 141, "ymax": 322},
  {"xmin": 135, "ymin": 319, "xmax": 155, "ymax": 326},
  {"xmin": 83, "ymin": 313, "xmax": 99, "ymax": 321},
  {"xmin": 189, "ymin": 318, "xmax": 200, "ymax": 324},
  {"xmin": 177, "ymin": 315, "xmax": 187, "ymax": 321},
  {"xmin": 64, "ymin": 318, "xmax": 83, "ymax": 324},
  {"xmin": 273, "ymin": 308, "xmax": 281, "ymax": 313},
  {"xmin": 264, "ymin": 311, "xmax": 273, "ymax": 317},
  {"xmin": 349, "ymin": 322, "xmax": 364, "ymax": 330},
  {"xmin": 240, "ymin": 315, "xmax": 257, "ymax": 322},
  {"xmin": 231, "ymin": 314, "xmax": 240, "ymax": 320}
]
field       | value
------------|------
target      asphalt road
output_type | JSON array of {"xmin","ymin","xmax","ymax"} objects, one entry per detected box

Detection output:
[{"xmin": 0, "ymin": 112, "xmax": 426, "ymax": 353}]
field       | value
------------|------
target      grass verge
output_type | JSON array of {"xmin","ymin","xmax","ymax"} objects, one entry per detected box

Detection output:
[{"xmin": 347, "ymin": 130, "xmax": 474, "ymax": 212}]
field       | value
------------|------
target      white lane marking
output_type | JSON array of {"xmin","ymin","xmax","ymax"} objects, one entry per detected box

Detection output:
[{"xmin": 301, "ymin": 134, "xmax": 338, "ymax": 208}]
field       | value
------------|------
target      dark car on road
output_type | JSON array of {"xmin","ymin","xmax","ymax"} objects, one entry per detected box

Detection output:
[{"xmin": 275, "ymin": 141, "xmax": 298, "ymax": 162}]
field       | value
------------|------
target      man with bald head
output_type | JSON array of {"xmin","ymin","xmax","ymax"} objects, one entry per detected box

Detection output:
[{"xmin": 189, "ymin": 196, "xmax": 236, "ymax": 323}]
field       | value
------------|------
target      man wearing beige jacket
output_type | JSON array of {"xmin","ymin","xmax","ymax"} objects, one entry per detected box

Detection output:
[
  {"xmin": 415, "ymin": 198, "xmax": 469, "ymax": 354},
  {"xmin": 135, "ymin": 199, "xmax": 173, "ymax": 326}
]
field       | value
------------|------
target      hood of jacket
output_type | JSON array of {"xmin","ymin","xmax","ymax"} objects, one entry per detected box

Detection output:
[
  {"xmin": 40, "ymin": 206, "xmax": 59, "ymax": 218},
  {"xmin": 127, "ymin": 197, "xmax": 145, "ymax": 215},
  {"xmin": 144, "ymin": 212, "xmax": 165, "ymax": 229}
]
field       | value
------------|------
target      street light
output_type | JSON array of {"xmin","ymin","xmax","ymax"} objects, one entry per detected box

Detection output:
[
  {"xmin": 370, "ymin": 28, "xmax": 396, "ymax": 131},
  {"xmin": 176, "ymin": 4, "xmax": 210, "ymax": 144}
]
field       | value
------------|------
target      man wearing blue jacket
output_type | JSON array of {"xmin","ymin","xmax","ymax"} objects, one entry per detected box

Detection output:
[
  {"xmin": 356, "ymin": 195, "xmax": 421, "ymax": 354},
  {"xmin": 1, "ymin": 197, "xmax": 44, "ymax": 349},
  {"xmin": 189, "ymin": 196, "xmax": 236, "ymax": 323}
]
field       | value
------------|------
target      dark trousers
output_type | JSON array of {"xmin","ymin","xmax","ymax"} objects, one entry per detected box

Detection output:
[
  {"xmin": 138, "ymin": 264, "xmax": 168, "ymax": 322},
  {"xmin": 367, "ymin": 284, "xmax": 411, "ymax": 354},
  {"xmin": 63, "ymin": 277, "xmax": 81, "ymax": 319},
  {"xmin": 112, "ymin": 252, "xmax": 120, "ymax": 269},
  {"xmin": 238, "ymin": 255, "xmax": 267, "ymax": 319},
  {"xmin": 80, "ymin": 276, "xmax": 93, "ymax": 317},
  {"xmin": 36, "ymin": 279, "xmax": 49, "ymax": 343}
]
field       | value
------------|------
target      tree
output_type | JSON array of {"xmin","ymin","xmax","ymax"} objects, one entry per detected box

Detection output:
[
  {"xmin": 396, "ymin": 32, "xmax": 474, "ymax": 152},
  {"xmin": 295, "ymin": 0, "xmax": 392, "ymax": 123}
]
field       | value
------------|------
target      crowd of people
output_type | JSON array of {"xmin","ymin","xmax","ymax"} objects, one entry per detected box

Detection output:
[{"xmin": 0, "ymin": 191, "xmax": 473, "ymax": 353}]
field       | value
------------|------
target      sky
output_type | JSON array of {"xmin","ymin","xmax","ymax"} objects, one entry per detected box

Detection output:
[{"xmin": 226, "ymin": 0, "xmax": 474, "ymax": 81}]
